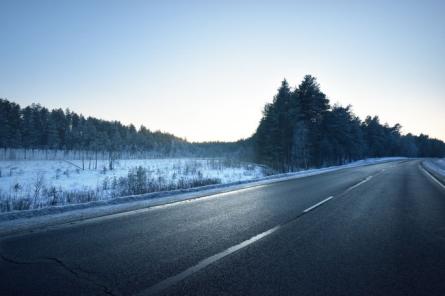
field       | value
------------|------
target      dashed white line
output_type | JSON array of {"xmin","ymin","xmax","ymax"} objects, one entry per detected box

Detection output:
[
  {"xmin": 137, "ymin": 225, "xmax": 280, "ymax": 295},
  {"xmin": 344, "ymin": 175, "xmax": 373, "ymax": 194},
  {"xmin": 303, "ymin": 196, "xmax": 334, "ymax": 213},
  {"xmin": 138, "ymin": 173, "xmax": 379, "ymax": 295}
]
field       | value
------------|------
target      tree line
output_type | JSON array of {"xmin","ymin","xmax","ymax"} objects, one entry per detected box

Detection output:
[
  {"xmin": 0, "ymin": 98, "xmax": 192, "ymax": 156},
  {"xmin": 254, "ymin": 75, "xmax": 445, "ymax": 171},
  {"xmin": 2, "ymin": 75, "xmax": 444, "ymax": 171},
  {"xmin": 0, "ymin": 98, "xmax": 253, "ymax": 162}
]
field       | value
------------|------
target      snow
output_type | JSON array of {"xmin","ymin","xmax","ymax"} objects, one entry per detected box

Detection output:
[
  {"xmin": 0, "ymin": 158, "xmax": 264, "ymax": 193},
  {"xmin": 0, "ymin": 158, "xmax": 265, "ymax": 211},
  {"xmin": 423, "ymin": 159, "xmax": 445, "ymax": 178},
  {"xmin": 0, "ymin": 157, "xmax": 405, "ymax": 236}
]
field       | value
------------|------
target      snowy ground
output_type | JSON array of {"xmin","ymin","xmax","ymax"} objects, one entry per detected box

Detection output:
[
  {"xmin": 0, "ymin": 158, "xmax": 264, "ymax": 192},
  {"xmin": 0, "ymin": 158, "xmax": 264, "ymax": 212},
  {"xmin": 423, "ymin": 158, "xmax": 445, "ymax": 179}
]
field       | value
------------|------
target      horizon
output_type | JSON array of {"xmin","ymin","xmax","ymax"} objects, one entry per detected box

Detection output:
[
  {"xmin": 2, "ymin": 79, "xmax": 444, "ymax": 143},
  {"xmin": 1, "ymin": 0, "xmax": 444, "ymax": 142}
]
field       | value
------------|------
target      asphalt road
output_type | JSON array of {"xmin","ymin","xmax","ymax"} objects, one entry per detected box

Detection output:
[{"xmin": 1, "ymin": 159, "xmax": 444, "ymax": 296}]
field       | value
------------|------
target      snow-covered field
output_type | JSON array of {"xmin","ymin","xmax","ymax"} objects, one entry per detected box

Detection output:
[{"xmin": 0, "ymin": 158, "xmax": 265, "ymax": 212}]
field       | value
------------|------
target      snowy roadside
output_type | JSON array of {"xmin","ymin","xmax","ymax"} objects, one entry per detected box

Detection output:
[
  {"xmin": 0, "ymin": 158, "xmax": 266, "ymax": 212},
  {"xmin": 0, "ymin": 157, "xmax": 406, "ymax": 237},
  {"xmin": 422, "ymin": 159, "xmax": 445, "ymax": 185}
]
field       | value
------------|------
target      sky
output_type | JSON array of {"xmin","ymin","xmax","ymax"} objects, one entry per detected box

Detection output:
[{"xmin": 1, "ymin": 0, "xmax": 444, "ymax": 142}]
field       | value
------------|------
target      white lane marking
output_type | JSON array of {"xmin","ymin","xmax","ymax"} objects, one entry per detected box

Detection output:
[
  {"xmin": 136, "ymin": 172, "xmax": 385, "ymax": 295},
  {"xmin": 302, "ymin": 196, "xmax": 334, "ymax": 213},
  {"xmin": 344, "ymin": 175, "xmax": 373, "ymax": 194},
  {"xmin": 137, "ymin": 225, "xmax": 280, "ymax": 296},
  {"xmin": 419, "ymin": 164, "xmax": 445, "ymax": 190}
]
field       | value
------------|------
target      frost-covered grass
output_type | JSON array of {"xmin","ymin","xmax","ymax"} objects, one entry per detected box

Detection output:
[{"xmin": 0, "ymin": 158, "xmax": 265, "ymax": 212}]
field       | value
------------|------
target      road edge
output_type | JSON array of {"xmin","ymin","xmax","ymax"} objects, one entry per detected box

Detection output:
[
  {"xmin": 0, "ymin": 158, "xmax": 406, "ymax": 238},
  {"xmin": 420, "ymin": 160, "xmax": 445, "ymax": 189}
]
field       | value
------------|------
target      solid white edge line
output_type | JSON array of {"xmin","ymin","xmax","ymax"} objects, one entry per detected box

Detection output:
[
  {"xmin": 303, "ymin": 196, "xmax": 334, "ymax": 213},
  {"xmin": 419, "ymin": 164, "xmax": 445, "ymax": 190}
]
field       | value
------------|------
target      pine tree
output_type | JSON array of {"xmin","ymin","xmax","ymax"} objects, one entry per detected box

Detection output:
[
  {"xmin": 293, "ymin": 75, "xmax": 330, "ymax": 167},
  {"xmin": 254, "ymin": 80, "xmax": 291, "ymax": 170}
]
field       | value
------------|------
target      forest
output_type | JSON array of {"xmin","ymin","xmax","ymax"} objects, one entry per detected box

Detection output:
[
  {"xmin": 1, "ymin": 74, "xmax": 444, "ymax": 172},
  {"xmin": 254, "ymin": 75, "xmax": 445, "ymax": 171},
  {"xmin": 0, "ymin": 98, "xmax": 250, "ymax": 162}
]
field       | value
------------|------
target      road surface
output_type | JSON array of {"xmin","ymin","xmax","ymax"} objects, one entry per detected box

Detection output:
[{"xmin": 1, "ymin": 159, "xmax": 444, "ymax": 295}]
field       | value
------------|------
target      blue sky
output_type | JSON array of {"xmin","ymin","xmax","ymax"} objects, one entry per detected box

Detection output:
[{"xmin": 1, "ymin": 0, "xmax": 444, "ymax": 142}]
